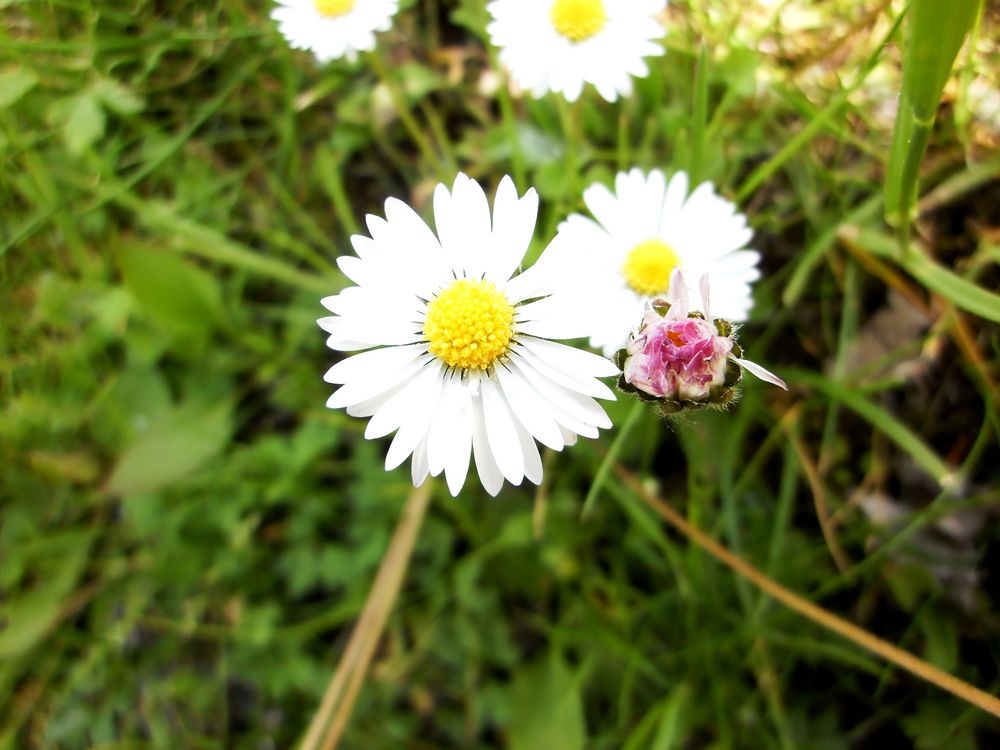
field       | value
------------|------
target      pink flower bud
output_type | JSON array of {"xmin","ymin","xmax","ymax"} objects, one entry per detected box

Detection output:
[
  {"xmin": 623, "ymin": 313, "xmax": 733, "ymax": 401},
  {"xmin": 615, "ymin": 270, "xmax": 786, "ymax": 413}
]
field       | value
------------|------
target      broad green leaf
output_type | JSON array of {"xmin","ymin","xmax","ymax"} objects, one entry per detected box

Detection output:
[
  {"xmin": 921, "ymin": 614, "xmax": 958, "ymax": 673},
  {"xmin": 508, "ymin": 651, "xmax": 586, "ymax": 750},
  {"xmin": 0, "ymin": 531, "xmax": 94, "ymax": 659},
  {"xmin": 398, "ymin": 63, "xmax": 443, "ymax": 101},
  {"xmin": 63, "ymin": 92, "xmax": 106, "ymax": 156},
  {"xmin": 106, "ymin": 400, "xmax": 233, "ymax": 497},
  {"xmin": 884, "ymin": 563, "xmax": 936, "ymax": 612},
  {"xmin": 0, "ymin": 67, "xmax": 38, "ymax": 108},
  {"xmin": 903, "ymin": 700, "xmax": 978, "ymax": 750},
  {"xmin": 92, "ymin": 78, "xmax": 144, "ymax": 116},
  {"xmin": 117, "ymin": 240, "xmax": 225, "ymax": 338}
]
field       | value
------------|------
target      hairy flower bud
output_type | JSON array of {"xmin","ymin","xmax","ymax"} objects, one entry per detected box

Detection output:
[{"xmin": 615, "ymin": 270, "xmax": 786, "ymax": 414}]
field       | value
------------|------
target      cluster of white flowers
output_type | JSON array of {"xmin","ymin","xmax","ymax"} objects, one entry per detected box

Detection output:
[
  {"xmin": 271, "ymin": 0, "xmax": 784, "ymax": 496},
  {"xmin": 271, "ymin": 0, "xmax": 666, "ymax": 102},
  {"xmin": 320, "ymin": 172, "xmax": 779, "ymax": 496}
]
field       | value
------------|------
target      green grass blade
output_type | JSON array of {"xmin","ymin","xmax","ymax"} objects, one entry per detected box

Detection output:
[
  {"xmin": 650, "ymin": 685, "xmax": 689, "ymax": 750},
  {"xmin": 841, "ymin": 226, "xmax": 1000, "ymax": 324},
  {"xmin": 782, "ymin": 194, "xmax": 881, "ymax": 307},
  {"xmin": 735, "ymin": 8, "xmax": 904, "ymax": 204},
  {"xmin": 688, "ymin": 44, "xmax": 709, "ymax": 185},
  {"xmin": 884, "ymin": 0, "xmax": 981, "ymax": 229},
  {"xmin": 108, "ymin": 188, "xmax": 336, "ymax": 294},
  {"xmin": 581, "ymin": 401, "xmax": 644, "ymax": 519},
  {"xmin": 787, "ymin": 370, "xmax": 956, "ymax": 489}
]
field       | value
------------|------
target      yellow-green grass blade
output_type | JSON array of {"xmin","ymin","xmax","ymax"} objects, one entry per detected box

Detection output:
[{"xmin": 883, "ymin": 0, "xmax": 982, "ymax": 231}]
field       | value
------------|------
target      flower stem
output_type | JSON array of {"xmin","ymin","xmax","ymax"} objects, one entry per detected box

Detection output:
[
  {"xmin": 366, "ymin": 50, "xmax": 449, "ymax": 183},
  {"xmin": 581, "ymin": 400, "xmax": 644, "ymax": 519},
  {"xmin": 490, "ymin": 52, "xmax": 527, "ymax": 188},
  {"xmin": 556, "ymin": 95, "xmax": 583, "ymax": 202}
]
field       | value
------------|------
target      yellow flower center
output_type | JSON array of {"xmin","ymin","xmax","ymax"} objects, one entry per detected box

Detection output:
[
  {"xmin": 423, "ymin": 279, "xmax": 515, "ymax": 370},
  {"xmin": 314, "ymin": 0, "xmax": 355, "ymax": 17},
  {"xmin": 622, "ymin": 239, "xmax": 681, "ymax": 296},
  {"xmin": 549, "ymin": 0, "xmax": 606, "ymax": 42}
]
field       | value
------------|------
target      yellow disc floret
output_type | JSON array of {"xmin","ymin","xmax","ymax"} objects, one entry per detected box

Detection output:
[
  {"xmin": 423, "ymin": 279, "xmax": 515, "ymax": 370},
  {"xmin": 622, "ymin": 239, "xmax": 681, "ymax": 296},
  {"xmin": 550, "ymin": 0, "xmax": 606, "ymax": 42},
  {"xmin": 314, "ymin": 0, "xmax": 355, "ymax": 17}
]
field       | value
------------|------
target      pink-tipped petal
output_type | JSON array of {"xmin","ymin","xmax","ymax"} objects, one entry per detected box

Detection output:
[
  {"xmin": 732, "ymin": 356, "xmax": 788, "ymax": 390},
  {"xmin": 698, "ymin": 273, "xmax": 712, "ymax": 323},
  {"xmin": 666, "ymin": 267, "xmax": 689, "ymax": 319}
]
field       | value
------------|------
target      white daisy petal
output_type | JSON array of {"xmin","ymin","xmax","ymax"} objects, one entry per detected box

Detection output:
[
  {"xmin": 480, "ymin": 376, "xmax": 525, "ymax": 485},
  {"xmin": 451, "ymin": 174, "xmax": 494, "ymax": 278},
  {"xmin": 444, "ymin": 398, "xmax": 474, "ymax": 496},
  {"xmin": 515, "ymin": 419, "xmax": 544, "ymax": 485},
  {"xmin": 560, "ymin": 426, "xmax": 579, "ymax": 447},
  {"xmin": 514, "ymin": 344, "xmax": 615, "ymax": 401},
  {"xmin": 660, "ymin": 170, "xmax": 689, "ymax": 223},
  {"xmin": 495, "ymin": 364, "xmax": 565, "ymax": 451},
  {"xmin": 385, "ymin": 364, "xmax": 446, "ymax": 470},
  {"xmin": 470, "ymin": 391, "xmax": 505, "ymax": 497},
  {"xmin": 365, "ymin": 361, "xmax": 440, "ymax": 439},
  {"xmin": 518, "ymin": 336, "xmax": 619, "ymax": 378},
  {"xmin": 326, "ymin": 355, "xmax": 431, "ymax": 409},
  {"xmin": 411, "ymin": 436, "xmax": 430, "ymax": 487},
  {"xmin": 507, "ymin": 356, "xmax": 607, "ymax": 434},
  {"xmin": 487, "ymin": 178, "xmax": 538, "ymax": 284},
  {"xmin": 323, "ymin": 343, "xmax": 424, "ymax": 384},
  {"xmin": 582, "ymin": 184, "xmax": 624, "ymax": 238},
  {"xmin": 428, "ymin": 377, "xmax": 466, "ymax": 478}
]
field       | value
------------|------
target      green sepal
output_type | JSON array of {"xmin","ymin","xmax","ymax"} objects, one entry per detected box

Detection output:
[
  {"xmin": 617, "ymin": 374, "xmax": 659, "ymax": 403},
  {"xmin": 651, "ymin": 300, "xmax": 672, "ymax": 317},
  {"xmin": 714, "ymin": 318, "xmax": 734, "ymax": 337},
  {"xmin": 613, "ymin": 347, "xmax": 629, "ymax": 371},
  {"xmin": 722, "ymin": 360, "xmax": 742, "ymax": 388}
]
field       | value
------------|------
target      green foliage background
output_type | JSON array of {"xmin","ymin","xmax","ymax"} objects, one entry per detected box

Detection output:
[{"xmin": 2, "ymin": 1, "xmax": 999, "ymax": 748}]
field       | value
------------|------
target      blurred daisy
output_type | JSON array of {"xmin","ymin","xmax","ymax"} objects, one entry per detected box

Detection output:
[
  {"xmin": 486, "ymin": 0, "xmax": 665, "ymax": 102},
  {"xmin": 319, "ymin": 174, "xmax": 616, "ymax": 497},
  {"xmin": 559, "ymin": 168, "xmax": 761, "ymax": 356},
  {"xmin": 271, "ymin": 0, "xmax": 398, "ymax": 63}
]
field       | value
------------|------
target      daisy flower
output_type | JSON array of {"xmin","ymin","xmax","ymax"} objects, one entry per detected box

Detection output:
[
  {"xmin": 271, "ymin": 0, "xmax": 399, "ymax": 63},
  {"xmin": 486, "ymin": 0, "xmax": 665, "ymax": 102},
  {"xmin": 319, "ymin": 173, "xmax": 617, "ymax": 497},
  {"xmin": 559, "ymin": 168, "xmax": 762, "ymax": 356}
]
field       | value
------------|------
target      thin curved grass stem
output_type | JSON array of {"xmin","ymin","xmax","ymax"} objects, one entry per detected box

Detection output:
[
  {"xmin": 299, "ymin": 482, "xmax": 434, "ymax": 750},
  {"xmin": 366, "ymin": 51, "xmax": 448, "ymax": 183},
  {"xmin": 612, "ymin": 461, "xmax": 1000, "ymax": 720}
]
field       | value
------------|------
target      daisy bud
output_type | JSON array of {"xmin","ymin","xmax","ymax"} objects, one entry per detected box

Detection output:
[{"xmin": 614, "ymin": 270, "xmax": 786, "ymax": 415}]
